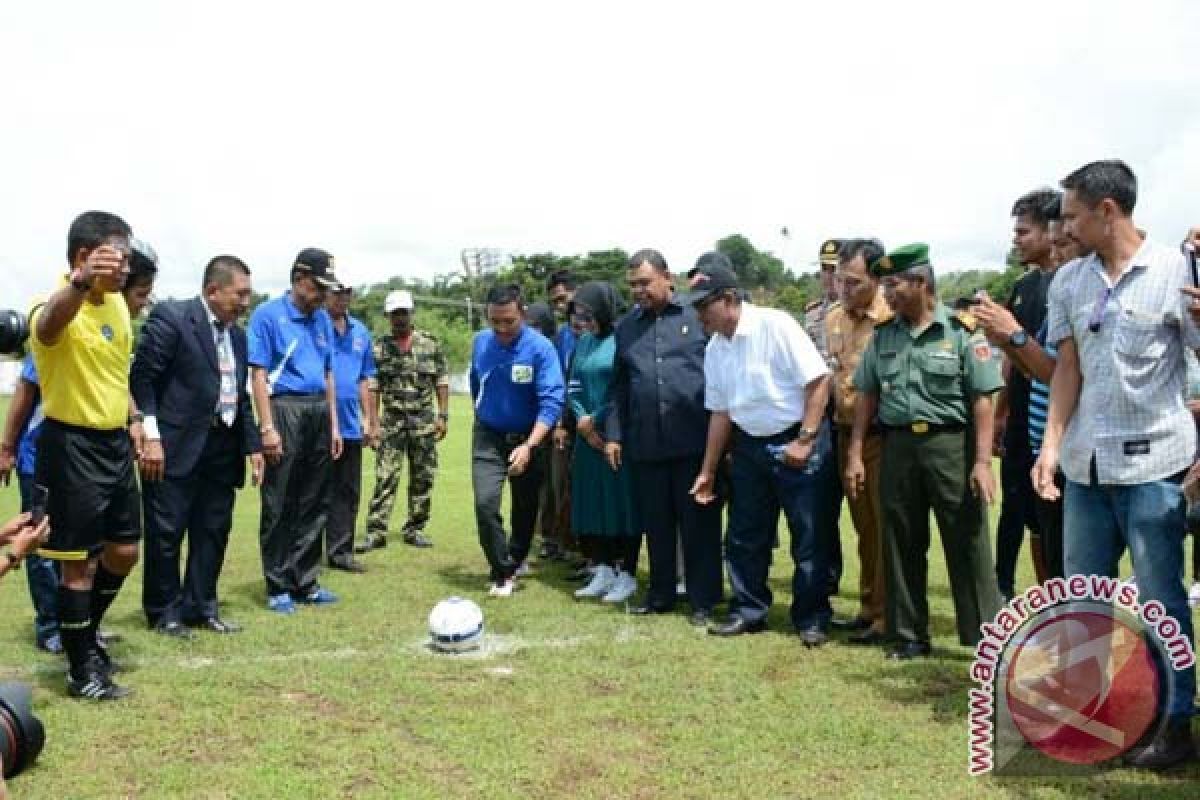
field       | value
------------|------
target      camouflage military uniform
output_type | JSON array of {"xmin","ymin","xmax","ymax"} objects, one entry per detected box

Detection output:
[{"xmin": 364, "ymin": 330, "xmax": 448, "ymax": 541}]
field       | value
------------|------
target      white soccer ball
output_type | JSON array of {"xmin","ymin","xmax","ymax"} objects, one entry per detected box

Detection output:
[{"xmin": 428, "ymin": 596, "xmax": 484, "ymax": 653}]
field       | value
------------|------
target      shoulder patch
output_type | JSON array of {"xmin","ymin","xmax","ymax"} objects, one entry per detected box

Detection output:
[{"xmin": 952, "ymin": 310, "xmax": 977, "ymax": 332}]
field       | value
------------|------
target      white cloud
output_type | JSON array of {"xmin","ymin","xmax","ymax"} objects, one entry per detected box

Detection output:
[{"xmin": 2, "ymin": 0, "xmax": 1197, "ymax": 310}]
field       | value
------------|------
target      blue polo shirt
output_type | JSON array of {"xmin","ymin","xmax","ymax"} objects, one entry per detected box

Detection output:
[
  {"xmin": 331, "ymin": 314, "xmax": 377, "ymax": 441},
  {"xmin": 247, "ymin": 292, "xmax": 335, "ymax": 396},
  {"xmin": 470, "ymin": 325, "xmax": 564, "ymax": 434},
  {"xmin": 16, "ymin": 355, "xmax": 43, "ymax": 476},
  {"xmin": 554, "ymin": 326, "xmax": 576, "ymax": 374}
]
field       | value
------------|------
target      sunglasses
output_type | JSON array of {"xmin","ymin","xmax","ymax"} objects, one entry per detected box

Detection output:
[{"xmin": 1087, "ymin": 286, "xmax": 1113, "ymax": 333}]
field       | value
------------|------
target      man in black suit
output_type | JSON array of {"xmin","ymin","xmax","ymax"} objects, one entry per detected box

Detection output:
[{"xmin": 131, "ymin": 255, "xmax": 263, "ymax": 637}]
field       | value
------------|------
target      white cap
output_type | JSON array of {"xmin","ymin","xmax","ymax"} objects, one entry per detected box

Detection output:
[{"xmin": 384, "ymin": 289, "xmax": 414, "ymax": 313}]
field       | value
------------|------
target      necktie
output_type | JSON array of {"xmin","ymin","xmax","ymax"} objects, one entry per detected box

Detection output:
[{"xmin": 215, "ymin": 323, "xmax": 237, "ymax": 427}]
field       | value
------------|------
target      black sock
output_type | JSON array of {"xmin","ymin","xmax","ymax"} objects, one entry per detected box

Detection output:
[
  {"xmin": 59, "ymin": 587, "xmax": 94, "ymax": 679},
  {"xmin": 89, "ymin": 563, "xmax": 126, "ymax": 644}
]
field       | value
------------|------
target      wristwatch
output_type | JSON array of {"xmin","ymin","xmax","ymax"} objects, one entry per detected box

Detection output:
[
  {"xmin": 796, "ymin": 427, "xmax": 819, "ymax": 443},
  {"xmin": 1008, "ymin": 330, "xmax": 1029, "ymax": 348},
  {"xmin": 70, "ymin": 275, "xmax": 93, "ymax": 292}
]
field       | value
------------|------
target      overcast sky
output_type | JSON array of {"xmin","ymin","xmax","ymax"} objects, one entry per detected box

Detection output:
[{"xmin": 2, "ymin": 0, "xmax": 1197, "ymax": 309}]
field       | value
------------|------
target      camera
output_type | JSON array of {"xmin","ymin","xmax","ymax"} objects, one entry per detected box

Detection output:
[
  {"xmin": 0, "ymin": 309, "xmax": 28, "ymax": 357},
  {"xmin": 0, "ymin": 682, "xmax": 44, "ymax": 780}
]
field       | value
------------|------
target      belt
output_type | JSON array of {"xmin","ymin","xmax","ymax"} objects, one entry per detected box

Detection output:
[
  {"xmin": 477, "ymin": 424, "xmax": 528, "ymax": 446},
  {"xmin": 882, "ymin": 422, "xmax": 965, "ymax": 435},
  {"xmin": 734, "ymin": 422, "xmax": 802, "ymax": 445}
]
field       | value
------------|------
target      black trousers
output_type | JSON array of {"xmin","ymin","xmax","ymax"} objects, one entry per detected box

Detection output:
[
  {"xmin": 995, "ymin": 439, "xmax": 1041, "ymax": 595},
  {"xmin": 472, "ymin": 425, "xmax": 546, "ymax": 583},
  {"xmin": 824, "ymin": 425, "xmax": 844, "ymax": 593},
  {"xmin": 259, "ymin": 395, "xmax": 332, "ymax": 598},
  {"xmin": 142, "ymin": 423, "xmax": 240, "ymax": 624},
  {"xmin": 1034, "ymin": 470, "xmax": 1066, "ymax": 581},
  {"xmin": 632, "ymin": 454, "xmax": 723, "ymax": 612},
  {"xmin": 326, "ymin": 439, "xmax": 363, "ymax": 561}
]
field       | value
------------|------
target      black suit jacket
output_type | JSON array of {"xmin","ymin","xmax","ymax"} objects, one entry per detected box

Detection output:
[{"xmin": 131, "ymin": 297, "xmax": 261, "ymax": 486}]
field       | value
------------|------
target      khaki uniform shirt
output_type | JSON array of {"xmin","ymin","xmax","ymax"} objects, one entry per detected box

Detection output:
[{"xmin": 825, "ymin": 291, "xmax": 893, "ymax": 428}]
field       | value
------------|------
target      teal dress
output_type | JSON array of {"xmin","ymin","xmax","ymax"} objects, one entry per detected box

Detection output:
[{"xmin": 568, "ymin": 332, "xmax": 638, "ymax": 537}]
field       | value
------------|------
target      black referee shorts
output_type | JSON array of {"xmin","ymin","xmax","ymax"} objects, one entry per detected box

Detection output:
[{"xmin": 35, "ymin": 419, "xmax": 142, "ymax": 561}]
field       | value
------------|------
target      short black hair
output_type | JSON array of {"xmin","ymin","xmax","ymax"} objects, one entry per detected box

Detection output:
[
  {"xmin": 545, "ymin": 269, "xmax": 576, "ymax": 292},
  {"xmin": 127, "ymin": 248, "xmax": 158, "ymax": 290},
  {"xmin": 203, "ymin": 255, "xmax": 251, "ymax": 290},
  {"xmin": 485, "ymin": 283, "xmax": 523, "ymax": 307},
  {"xmin": 1010, "ymin": 188, "xmax": 1062, "ymax": 226},
  {"xmin": 838, "ymin": 238, "xmax": 886, "ymax": 270},
  {"xmin": 1060, "ymin": 160, "xmax": 1137, "ymax": 215},
  {"xmin": 628, "ymin": 248, "xmax": 669, "ymax": 274},
  {"xmin": 66, "ymin": 211, "xmax": 131, "ymax": 266}
]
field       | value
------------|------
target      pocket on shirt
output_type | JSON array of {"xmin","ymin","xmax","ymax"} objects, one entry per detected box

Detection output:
[
  {"xmin": 1113, "ymin": 315, "xmax": 1168, "ymax": 360},
  {"xmin": 919, "ymin": 353, "xmax": 960, "ymax": 384}
]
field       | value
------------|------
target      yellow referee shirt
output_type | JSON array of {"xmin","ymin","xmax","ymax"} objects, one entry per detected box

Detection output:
[{"xmin": 29, "ymin": 281, "xmax": 132, "ymax": 430}]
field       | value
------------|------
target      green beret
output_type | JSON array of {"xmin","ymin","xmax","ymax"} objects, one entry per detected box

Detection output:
[{"xmin": 869, "ymin": 242, "xmax": 932, "ymax": 278}]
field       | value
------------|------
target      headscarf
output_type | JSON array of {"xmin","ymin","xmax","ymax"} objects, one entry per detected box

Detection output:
[
  {"xmin": 524, "ymin": 301, "xmax": 557, "ymax": 339},
  {"xmin": 568, "ymin": 281, "xmax": 625, "ymax": 336}
]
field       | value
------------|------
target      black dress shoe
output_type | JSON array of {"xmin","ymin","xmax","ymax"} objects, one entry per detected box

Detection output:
[
  {"xmin": 798, "ymin": 627, "xmax": 828, "ymax": 648},
  {"xmin": 629, "ymin": 602, "xmax": 675, "ymax": 616},
  {"xmin": 403, "ymin": 532, "xmax": 433, "ymax": 548},
  {"xmin": 886, "ymin": 641, "xmax": 932, "ymax": 660},
  {"xmin": 847, "ymin": 628, "xmax": 888, "ymax": 646},
  {"xmin": 1125, "ymin": 721, "xmax": 1196, "ymax": 769},
  {"xmin": 830, "ymin": 616, "xmax": 872, "ymax": 632},
  {"xmin": 154, "ymin": 620, "xmax": 194, "ymax": 640},
  {"xmin": 194, "ymin": 617, "xmax": 242, "ymax": 635},
  {"xmin": 688, "ymin": 609, "xmax": 713, "ymax": 627},
  {"xmin": 708, "ymin": 615, "xmax": 767, "ymax": 636},
  {"xmin": 328, "ymin": 558, "xmax": 367, "ymax": 573}
]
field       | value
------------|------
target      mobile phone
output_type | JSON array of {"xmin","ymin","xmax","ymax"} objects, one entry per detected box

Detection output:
[
  {"xmin": 1185, "ymin": 243, "xmax": 1199, "ymax": 288},
  {"xmin": 30, "ymin": 484, "xmax": 48, "ymax": 526}
]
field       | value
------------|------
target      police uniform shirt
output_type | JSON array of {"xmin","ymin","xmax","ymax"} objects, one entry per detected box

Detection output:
[
  {"xmin": 853, "ymin": 303, "xmax": 1004, "ymax": 426},
  {"xmin": 247, "ymin": 292, "xmax": 335, "ymax": 396},
  {"xmin": 704, "ymin": 303, "xmax": 829, "ymax": 437},
  {"xmin": 330, "ymin": 314, "xmax": 377, "ymax": 441},
  {"xmin": 470, "ymin": 324, "xmax": 565, "ymax": 434},
  {"xmin": 825, "ymin": 291, "xmax": 893, "ymax": 428}
]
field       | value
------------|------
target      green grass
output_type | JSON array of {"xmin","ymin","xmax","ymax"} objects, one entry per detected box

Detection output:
[{"xmin": 1, "ymin": 394, "xmax": 1198, "ymax": 798}]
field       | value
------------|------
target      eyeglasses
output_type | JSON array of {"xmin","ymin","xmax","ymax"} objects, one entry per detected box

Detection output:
[{"xmin": 1087, "ymin": 286, "xmax": 1113, "ymax": 333}]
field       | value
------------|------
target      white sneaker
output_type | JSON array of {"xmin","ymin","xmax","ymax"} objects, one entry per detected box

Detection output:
[
  {"xmin": 1189, "ymin": 582, "xmax": 1200, "ymax": 609},
  {"xmin": 488, "ymin": 579, "xmax": 515, "ymax": 598},
  {"xmin": 575, "ymin": 565, "xmax": 616, "ymax": 599},
  {"xmin": 601, "ymin": 570, "xmax": 637, "ymax": 604},
  {"xmin": 514, "ymin": 562, "xmax": 532, "ymax": 578},
  {"xmin": 675, "ymin": 580, "xmax": 687, "ymax": 599}
]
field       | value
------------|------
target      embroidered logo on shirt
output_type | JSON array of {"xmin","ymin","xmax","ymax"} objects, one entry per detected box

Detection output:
[
  {"xmin": 973, "ymin": 342, "xmax": 992, "ymax": 362},
  {"xmin": 100, "ymin": 324, "xmax": 114, "ymax": 342},
  {"xmin": 511, "ymin": 364, "xmax": 533, "ymax": 384}
]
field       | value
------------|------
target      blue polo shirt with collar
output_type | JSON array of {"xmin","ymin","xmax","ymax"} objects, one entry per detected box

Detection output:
[
  {"xmin": 247, "ymin": 292, "xmax": 335, "ymax": 396},
  {"xmin": 330, "ymin": 314, "xmax": 377, "ymax": 441},
  {"xmin": 470, "ymin": 324, "xmax": 564, "ymax": 434}
]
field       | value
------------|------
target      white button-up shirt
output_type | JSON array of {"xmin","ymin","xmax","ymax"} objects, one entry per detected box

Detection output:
[
  {"xmin": 703, "ymin": 303, "xmax": 829, "ymax": 437},
  {"xmin": 1046, "ymin": 236, "xmax": 1200, "ymax": 485}
]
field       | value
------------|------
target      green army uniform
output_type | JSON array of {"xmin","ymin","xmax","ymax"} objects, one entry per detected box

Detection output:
[
  {"xmin": 363, "ymin": 330, "xmax": 448, "ymax": 544},
  {"xmin": 853, "ymin": 245, "xmax": 1004, "ymax": 648}
]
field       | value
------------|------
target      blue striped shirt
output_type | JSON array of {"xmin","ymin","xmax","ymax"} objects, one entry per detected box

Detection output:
[{"xmin": 1027, "ymin": 323, "xmax": 1056, "ymax": 454}]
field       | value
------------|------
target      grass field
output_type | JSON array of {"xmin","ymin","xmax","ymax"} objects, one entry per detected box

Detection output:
[{"xmin": 2, "ymin": 394, "xmax": 1198, "ymax": 799}]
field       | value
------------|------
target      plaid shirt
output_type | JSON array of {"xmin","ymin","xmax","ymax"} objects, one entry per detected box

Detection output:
[{"xmin": 1046, "ymin": 237, "xmax": 1200, "ymax": 485}]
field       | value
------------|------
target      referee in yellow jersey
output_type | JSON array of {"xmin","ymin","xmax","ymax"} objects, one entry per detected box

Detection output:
[{"xmin": 30, "ymin": 211, "xmax": 142, "ymax": 700}]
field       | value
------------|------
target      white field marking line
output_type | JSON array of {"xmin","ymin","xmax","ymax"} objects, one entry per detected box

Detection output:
[{"xmin": 0, "ymin": 628, "xmax": 648, "ymax": 678}]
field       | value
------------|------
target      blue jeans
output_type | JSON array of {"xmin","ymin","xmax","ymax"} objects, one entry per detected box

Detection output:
[
  {"xmin": 18, "ymin": 472, "xmax": 60, "ymax": 645},
  {"xmin": 725, "ymin": 421, "xmax": 835, "ymax": 630},
  {"xmin": 1064, "ymin": 476, "xmax": 1196, "ymax": 720}
]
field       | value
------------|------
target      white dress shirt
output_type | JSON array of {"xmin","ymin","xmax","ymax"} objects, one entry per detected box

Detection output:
[{"xmin": 703, "ymin": 303, "xmax": 830, "ymax": 436}]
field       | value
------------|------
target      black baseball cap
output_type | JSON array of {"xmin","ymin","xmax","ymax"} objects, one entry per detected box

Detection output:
[
  {"xmin": 685, "ymin": 252, "xmax": 740, "ymax": 306},
  {"xmin": 293, "ymin": 247, "xmax": 340, "ymax": 288}
]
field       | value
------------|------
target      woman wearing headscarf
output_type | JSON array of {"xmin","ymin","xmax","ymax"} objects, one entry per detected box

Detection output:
[{"xmin": 567, "ymin": 281, "xmax": 639, "ymax": 603}]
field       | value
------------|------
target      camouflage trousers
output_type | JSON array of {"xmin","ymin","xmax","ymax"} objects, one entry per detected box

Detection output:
[{"xmin": 366, "ymin": 429, "xmax": 438, "ymax": 537}]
